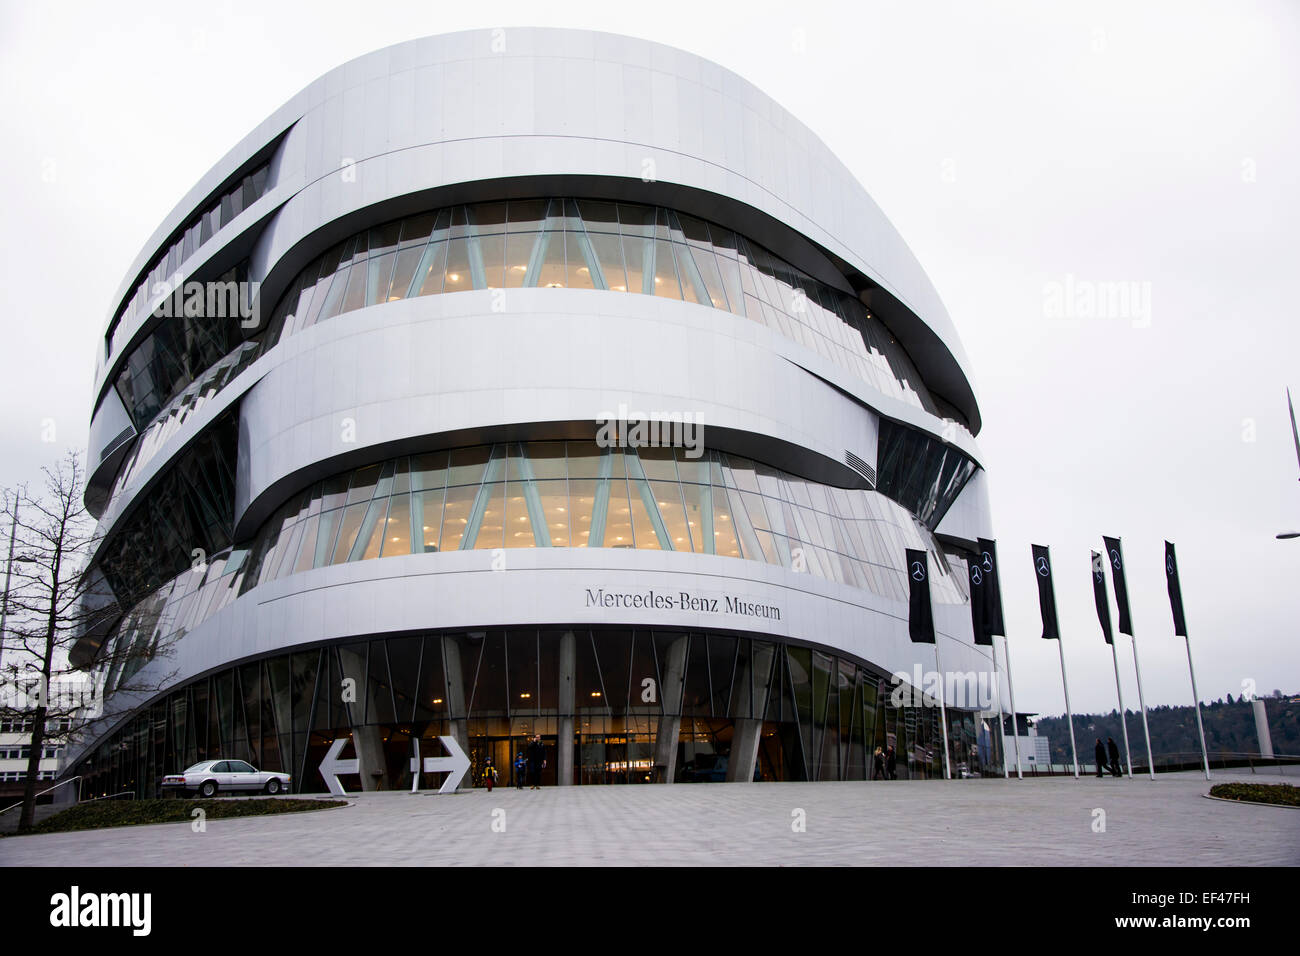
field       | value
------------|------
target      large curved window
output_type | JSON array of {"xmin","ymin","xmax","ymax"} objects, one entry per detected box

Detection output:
[
  {"xmin": 261, "ymin": 199, "xmax": 948, "ymax": 418},
  {"xmin": 237, "ymin": 442, "xmax": 968, "ymax": 605}
]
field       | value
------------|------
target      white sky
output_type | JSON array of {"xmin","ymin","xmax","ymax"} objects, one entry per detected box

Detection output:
[{"xmin": 1, "ymin": 0, "xmax": 1297, "ymax": 718}]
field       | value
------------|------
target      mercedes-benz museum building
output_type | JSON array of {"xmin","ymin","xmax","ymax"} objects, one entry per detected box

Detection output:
[{"xmin": 67, "ymin": 29, "xmax": 1001, "ymax": 794}]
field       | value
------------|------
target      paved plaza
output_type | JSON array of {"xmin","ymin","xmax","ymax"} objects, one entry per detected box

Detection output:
[{"xmin": 2, "ymin": 769, "xmax": 1296, "ymax": 866}]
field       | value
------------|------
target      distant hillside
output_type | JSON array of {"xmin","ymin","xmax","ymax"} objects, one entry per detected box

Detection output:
[{"xmin": 1032, "ymin": 694, "xmax": 1299, "ymax": 766}]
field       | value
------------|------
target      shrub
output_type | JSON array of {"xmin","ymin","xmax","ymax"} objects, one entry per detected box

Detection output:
[
  {"xmin": 10, "ymin": 797, "xmax": 347, "ymax": 836},
  {"xmin": 1208, "ymin": 783, "xmax": 1300, "ymax": 807}
]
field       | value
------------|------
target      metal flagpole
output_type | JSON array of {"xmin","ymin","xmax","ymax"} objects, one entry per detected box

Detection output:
[
  {"xmin": 934, "ymin": 642, "xmax": 951, "ymax": 780},
  {"xmin": 1109, "ymin": 640, "xmax": 1133, "ymax": 777},
  {"xmin": 0, "ymin": 490, "xmax": 18, "ymax": 673},
  {"xmin": 1056, "ymin": 636, "xmax": 1079, "ymax": 778},
  {"xmin": 992, "ymin": 640, "xmax": 1009, "ymax": 778},
  {"xmin": 1185, "ymin": 634, "xmax": 1211, "ymax": 781},
  {"xmin": 1001, "ymin": 635, "xmax": 1024, "ymax": 779},
  {"xmin": 1130, "ymin": 634, "xmax": 1156, "ymax": 780}
]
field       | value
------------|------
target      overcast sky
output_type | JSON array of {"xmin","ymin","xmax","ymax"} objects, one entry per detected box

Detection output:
[{"xmin": 1, "ymin": 0, "xmax": 1297, "ymax": 720}]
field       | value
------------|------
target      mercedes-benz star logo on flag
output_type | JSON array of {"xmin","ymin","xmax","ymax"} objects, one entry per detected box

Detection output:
[
  {"xmin": 981, "ymin": 552, "xmax": 993, "ymax": 572},
  {"xmin": 970, "ymin": 565, "xmax": 982, "ymax": 585},
  {"xmin": 1110, "ymin": 549, "xmax": 1122, "ymax": 570},
  {"xmin": 911, "ymin": 561, "xmax": 926, "ymax": 581},
  {"xmin": 1037, "ymin": 556, "xmax": 1050, "ymax": 576}
]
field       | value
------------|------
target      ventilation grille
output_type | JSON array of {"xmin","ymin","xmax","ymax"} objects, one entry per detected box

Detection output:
[{"xmin": 844, "ymin": 450, "xmax": 876, "ymax": 487}]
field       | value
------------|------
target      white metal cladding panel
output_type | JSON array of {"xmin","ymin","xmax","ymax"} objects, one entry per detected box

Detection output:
[{"xmin": 96, "ymin": 29, "xmax": 976, "ymax": 413}]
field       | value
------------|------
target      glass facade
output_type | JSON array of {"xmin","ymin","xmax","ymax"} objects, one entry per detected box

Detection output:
[
  {"xmin": 112, "ymin": 262, "xmax": 252, "ymax": 428},
  {"xmin": 875, "ymin": 418, "xmax": 978, "ymax": 528},
  {"xmin": 106, "ymin": 340, "xmax": 262, "ymax": 509},
  {"xmin": 106, "ymin": 162, "xmax": 271, "ymax": 358},
  {"xmin": 239, "ymin": 441, "xmax": 970, "ymax": 601},
  {"xmin": 259, "ymin": 198, "xmax": 951, "ymax": 422},
  {"xmin": 97, "ymin": 410, "xmax": 239, "ymax": 610},
  {"xmin": 76, "ymin": 629, "xmax": 996, "ymax": 797}
]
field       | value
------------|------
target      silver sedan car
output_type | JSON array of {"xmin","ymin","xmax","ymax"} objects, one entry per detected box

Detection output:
[{"xmin": 162, "ymin": 759, "xmax": 291, "ymax": 797}]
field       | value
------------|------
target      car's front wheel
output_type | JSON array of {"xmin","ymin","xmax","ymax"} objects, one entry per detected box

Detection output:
[
  {"xmin": 264, "ymin": 778, "xmax": 282, "ymax": 795},
  {"xmin": 199, "ymin": 780, "xmax": 218, "ymax": 798}
]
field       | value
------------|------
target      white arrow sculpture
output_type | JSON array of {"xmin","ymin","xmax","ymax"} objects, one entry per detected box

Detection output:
[
  {"xmin": 408, "ymin": 736, "xmax": 470, "ymax": 795},
  {"xmin": 319, "ymin": 737, "xmax": 360, "ymax": 796}
]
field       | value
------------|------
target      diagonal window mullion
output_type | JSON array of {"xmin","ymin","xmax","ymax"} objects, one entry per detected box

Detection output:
[
  {"xmin": 460, "ymin": 446, "xmax": 504, "ymax": 549},
  {"xmin": 587, "ymin": 449, "xmax": 612, "ymax": 548},
  {"xmin": 514, "ymin": 443, "xmax": 552, "ymax": 548},
  {"xmin": 626, "ymin": 449, "xmax": 673, "ymax": 550}
]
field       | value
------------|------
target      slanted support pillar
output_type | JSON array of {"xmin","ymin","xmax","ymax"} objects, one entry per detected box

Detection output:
[
  {"xmin": 726, "ymin": 643, "xmax": 775, "ymax": 783},
  {"xmin": 653, "ymin": 635, "xmax": 689, "ymax": 783},
  {"xmin": 338, "ymin": 646, "xmax": 388, "ymax": 790}
]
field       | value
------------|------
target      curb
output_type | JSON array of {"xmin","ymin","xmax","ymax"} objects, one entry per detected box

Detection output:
[{"xmin": 1201, "ymin": 793, "xmax": 1300, "ymax": 810}]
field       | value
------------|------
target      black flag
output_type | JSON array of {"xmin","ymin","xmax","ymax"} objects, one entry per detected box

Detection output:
[
  {"xmin": 1031, "ymin": 544, "xmax": 1060, "ymax": 641},
  {"xmin": 967, "ymin": 554, "xmax": 992, "ymax": 646},
  {"xmin": 1102, "ymin": 535, "xmax": 1132, "ymax": 635},
  {"xmin": 905, "ymin": 548, "xmax": 935, "ymax": 644},
  {"xmin": 1165, "ymin": 540, "xmax": 1187, "ymax": 637},
  {"xmin": 975, "ymin": 538, "xmax": 1005, "ymax": 637},
  {"xmin": 1091, "ymin": 551, "xmax": 1114, "ymax": 644}
]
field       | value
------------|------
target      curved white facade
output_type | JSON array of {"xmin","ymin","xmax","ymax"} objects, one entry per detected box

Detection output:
[{"xmin": 72, "ymin": 29, "xmax": 1000, "ymax": 793}]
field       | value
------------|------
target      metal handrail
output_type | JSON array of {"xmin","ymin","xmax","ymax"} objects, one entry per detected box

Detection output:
[
  {"xmin": 79, "ymin": 790, "xmax": 134, "ymax": 804},
  {"xmin": 0, "ymin": 775, "xmax": 81, "ymax": 816}
]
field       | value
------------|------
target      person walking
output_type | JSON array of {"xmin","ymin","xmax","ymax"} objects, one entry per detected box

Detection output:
[
  {"xmin": 527, "ymin": 734, "xmax": 546, "ymax": 790},
  {"xmin": 483, "ymin": 756, "xmax": 498, "ymax": 792},
  {"xmin": 513, "ymin": 749, "xmax": 527, "ymax": 789},
  {"xmin": 1094, "ymin": 738, "xmax": 1107, "ymax": 778},
  {"xmin": 1106, "ymin": 737, "xmax": 1122, "ymax": 778},
  {"xmin": 885, "ymin": 744, "xmax": 897, "ymax": 780},
  {"xmin": 872, "ymin": 746, "xmax": 885, "ymax": 780}
]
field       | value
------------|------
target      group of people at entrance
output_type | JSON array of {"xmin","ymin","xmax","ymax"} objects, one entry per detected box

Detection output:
[
  {"xmin": 1094, "ymin": 737, "xmax": 1123, "ymax": 777},
  {"xmin": 871, "ymin": 745, "xmax": 897, "ymax": 780},
  {"xmin": 481, "ymin": 735, "xmax": 548, "ymax": 791}
]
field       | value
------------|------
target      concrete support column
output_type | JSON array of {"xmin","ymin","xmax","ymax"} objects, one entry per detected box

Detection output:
[
  {"xmin": 338, "ymin": 646, "xmax": 388, "ymax": 790},
  {"xmin": 1253, "ymin": 698, "xmax": 1274, "ymax": 759},
  {"xmin": 443, "ymin": 638, "xmax": 470, "ymax": 791},
  {"xmin": 653, "ymin": 635, "xmax": 689, "ymax": 783},
  {"xmin": 726, "ymin": 643, "xmax": 775, "ymax": 783},
  {"xmin": 558, "ymin": 631, "xmax": 576, "ymax": 786},
  {"xmin": 727, "ymin": 720, "xmax": 764, "ymax": 783}
]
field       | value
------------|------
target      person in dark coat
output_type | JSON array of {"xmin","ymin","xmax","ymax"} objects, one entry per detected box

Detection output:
[
  {"xmin": 1094, "ymin": 738, "xmax": 1107, "ymax": 777},
  {"xmin": 1107, "ymin": 737, "xmax": 1122, "ymax": 777},
  {"xmin": 885, "ymin": 745, "xmax": 897, "ymax": 780},
  {"xmin": 526, "ymin": 734, "xmax": 546, "ymax": 790},
  {"xmin": 871, "ymin": 746, "xmax": 885, "ymax": 780}
]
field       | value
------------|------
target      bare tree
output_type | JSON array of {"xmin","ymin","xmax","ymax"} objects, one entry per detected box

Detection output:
[{"xmin": 0, "ymin": 450, "xmax": 176, "ymax": 830}]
